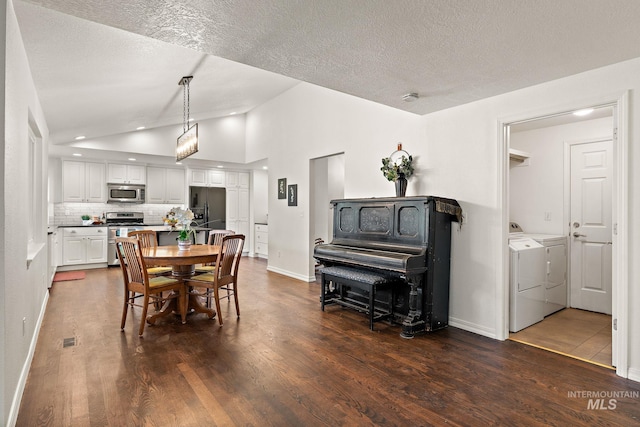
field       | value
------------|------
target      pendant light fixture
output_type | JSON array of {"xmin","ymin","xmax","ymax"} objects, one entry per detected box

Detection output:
[{"xmin": 176, "ymin": 76, "xmax": 198, "ymax": 161}]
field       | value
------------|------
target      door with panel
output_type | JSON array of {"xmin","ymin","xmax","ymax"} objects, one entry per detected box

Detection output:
[{"xmin": 569, "ymin": 139, "xmax": 612, "ymax": 314}]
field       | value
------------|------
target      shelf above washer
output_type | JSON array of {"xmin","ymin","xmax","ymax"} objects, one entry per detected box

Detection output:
[{"xmin": 509, "ymin": 148, "xmax": 530, "ymax": 161}]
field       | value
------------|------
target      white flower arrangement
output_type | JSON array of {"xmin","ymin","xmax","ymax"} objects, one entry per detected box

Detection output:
[{"xmin": 165, "ymin": 207, "xmax": 195, "ymax": 241}]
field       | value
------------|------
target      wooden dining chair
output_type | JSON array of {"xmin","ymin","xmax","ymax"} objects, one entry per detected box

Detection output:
[
  {"xmin": 116, "ymin": 237, "xmax": 186, "ymax": 336},
  {"xmin": 194, "ymin": 229, "xmax": 235, "ymax": 274},
  {"xmin": 128, "ymin": 230, "xmax": 172, "ymax": 277},
  {"xmin": 185, "ymin": 235, "xmax": 245, "ymax": 326}
]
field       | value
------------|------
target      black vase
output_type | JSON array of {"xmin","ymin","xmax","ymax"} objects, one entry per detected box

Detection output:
[{"xmin": 395, "ymin": 173, "xmax": 407, "ymax": 197}]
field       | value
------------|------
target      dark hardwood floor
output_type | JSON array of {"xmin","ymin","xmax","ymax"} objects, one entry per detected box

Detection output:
[{"xmin": 17, "ymin": 257, "xmax": 640, "ymax": 426}]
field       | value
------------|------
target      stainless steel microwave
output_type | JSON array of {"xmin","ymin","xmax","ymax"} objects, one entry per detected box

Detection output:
[{"xmin": 107, "ymin": 184, "xmax": 145, "ymax": 203}]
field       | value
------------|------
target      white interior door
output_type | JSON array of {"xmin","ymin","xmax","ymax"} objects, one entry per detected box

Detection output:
[{"xmin": 569, "ymin": 140, "xmax": 612, "ymax": 314}]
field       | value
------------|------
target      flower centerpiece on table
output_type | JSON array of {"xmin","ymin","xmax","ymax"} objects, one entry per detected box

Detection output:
[{"xmin": 165, "ymin": 207, "xmax": 196, "ymax": 248}]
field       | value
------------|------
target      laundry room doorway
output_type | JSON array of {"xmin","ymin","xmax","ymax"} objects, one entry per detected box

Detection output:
[{"xmin": 502, "ymin": 95, "xmax": 629, "ymax": 376}]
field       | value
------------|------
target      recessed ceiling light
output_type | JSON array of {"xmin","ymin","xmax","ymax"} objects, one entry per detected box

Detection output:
[
  {"xmin": 75, "ymin": 135, "xmax": 86, "ymax": 140},
  {"xmin": 175, "ymin": 162, "xmax": 182, "ymax": 165},
  {"xmin": 136, "ymin": 126, "xmax": 145, "ymax": 130},
  {"xmin": 188, "ymin": 118, "xmax": 195, "ymax": 122},
  {"xmin": 262, "ymin": 166, "xmax": 268, "ymax": 170},
  {"xmin": 217, "ymin": 165, "xmax": 224, "ymax": 168},
  {"xmin": 573, "ymin": 108, "xmax": 594, "ymax": 117},
  {"xmin": 128, "ymin": 158, "xmax": 136, "ymax": 161},
  {"xmin": 230, "ymin": 112, "xmax": 237, "ymax": 115},
  {"xmin": 72, "ymin": 153, "xmax": 82, "ymax": 157}
]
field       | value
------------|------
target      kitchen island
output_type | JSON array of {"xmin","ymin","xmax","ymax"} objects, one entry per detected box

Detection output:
[{"xmin": 142, "ymin": 225, "xmax": 213, "ymax": 245}]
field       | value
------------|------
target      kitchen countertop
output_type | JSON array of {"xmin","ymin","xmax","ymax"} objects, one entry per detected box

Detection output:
[
  {"xmin": 146, "ymin": 226, "xmax": 212, "ymax": 232},
  {"xmin": 57, "ymin": 224, "xmax": 107, "ymax": 228}
]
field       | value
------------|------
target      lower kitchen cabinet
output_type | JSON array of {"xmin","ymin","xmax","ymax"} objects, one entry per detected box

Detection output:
[
  {"xmin": 61, "ymin": 227, "xmax": 108, "ymax": 267},
  {"xmin": 255, "ymin": 224, "xmax": 268, "ymax": 258}
]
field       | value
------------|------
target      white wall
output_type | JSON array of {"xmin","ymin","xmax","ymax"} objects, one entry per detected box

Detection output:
[
  {"xmin": 510, "ymin": 117, "xmax": 613, "ymax": 234},
  {"xmin": 246, "ymin": 83, "xmax": 425, "ymax": 281},
  {"xmin": 2, "ymin": 2, "xmax": 51, "ymax": 424}
]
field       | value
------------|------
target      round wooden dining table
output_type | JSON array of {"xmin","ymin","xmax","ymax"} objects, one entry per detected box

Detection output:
[
  {"xmin": 142, "ymin": 244, "xmax": 220, "ymax": 278},
  {"xmin": 142, "ymin": 244, "xmax": 220, "ymax": 322}
]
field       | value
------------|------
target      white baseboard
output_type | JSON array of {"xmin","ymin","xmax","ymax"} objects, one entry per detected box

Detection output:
[
  {"xmin": 7, "ymin": 290, "xmax": 49, "ymax": 426},
  {"xmin": 627, "ymin": 367, "xmax": 640, "ymax": 383},
  {"xmin": 57, "ymin": 263, "xmax": 107, "ymax": 272},
  {"xmin": 267, "ymin": 265, "xmax": 316, "ymax": 282},
  {"xmin": 448, "ymin": 316, "xmax": 498, "ymax": 340}
]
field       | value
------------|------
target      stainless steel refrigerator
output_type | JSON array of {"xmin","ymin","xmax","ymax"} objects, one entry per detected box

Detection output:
[{"xmin": 189, "ymin": 186, "xmax": 226, "ymax": 229}]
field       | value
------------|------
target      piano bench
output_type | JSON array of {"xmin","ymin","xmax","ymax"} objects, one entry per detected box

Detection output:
[{"xmin": 320, "ymin": 266, "xmax": 395, "ymax": 331}]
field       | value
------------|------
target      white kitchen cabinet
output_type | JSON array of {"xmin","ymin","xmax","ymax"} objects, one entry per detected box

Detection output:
[
  {"xmin": 226, "ymin": 186, "xmax": 250, "ymax": 249},
  {"xmin": 189, "ymin": 168, "xmax": 225, "ymax": 187},
  {"xmin": 226, "ymin": 171, "xmax": 250, "ymax": 189},
  {"xmin": 226, "ymin": 172, "xmax": 250, "ymax": 250},
  {"xmin": 255, "ymin": 224, "xmax": 268, "ymax": 258},
  {"xmin": 146, "ymin": 167, "xmax": 185, "ymax": 204},
  {"xmin": 239, "ymin": 171, "xmax": 250, "ymax": 189},
  {"xmin": 226, "ymin": 171, "xmax": 238, "ymax": 187},
  {"xmin": 62, "ymin": 160, "xmax": 106, "ymax": 203},
  {"xmin": 62, "ymin": 227, "xmax": 108, "ymax": 266},
  {"xmin": 166, "ymin": 168, "xmax": 186, "ymax": 204},
  {"xmin": 107, "ymin": 163, "xmax": 146, "ymax": 184}
]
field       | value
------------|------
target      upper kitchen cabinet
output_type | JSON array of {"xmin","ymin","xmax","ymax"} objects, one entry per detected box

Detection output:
[
  {"xmin": 107, "ymin": 163, "xmax": 146, "ymax": 185},
  {"xmin": 62, "ymin": 160, "xmax": 106, "ymax": 203},
  {"xmin": 189, "ymin": 168, "xmax": 225, "ymax": 187},
  {"xmin": 147, "ymin": 167, "xmax": 185, "ymax": 204},
  {"xmin": 225, "ymin": 171, "xmax": 250, "ymax": 189}
]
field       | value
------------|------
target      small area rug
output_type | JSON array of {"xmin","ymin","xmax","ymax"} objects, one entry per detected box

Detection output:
[{"xmin": 53, "ymin": 271, "xmax": 86, "ymax": 282}]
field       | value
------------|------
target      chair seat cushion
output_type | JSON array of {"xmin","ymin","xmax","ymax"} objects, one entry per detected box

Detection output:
[
  {"xmin": 149, "ymin": 276, "xmax": 180, "ymax": 288},
  {"xmin": 188, "ymin": 273, "xmax": 215, "ymax": 283},
  {"xmin": 147, "ymin": 266, "xmax": 172, "ymax": 275},
  {"xmin": 194, "ymin": 266, "xmax": 216, "ymax": 273}
]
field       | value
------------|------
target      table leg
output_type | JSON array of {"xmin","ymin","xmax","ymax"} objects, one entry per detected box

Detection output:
[
  {"xmin": 147, "ymin": 297, "xmax": 178, "ymax": 325},
  {"xmin": 188, "ymin": 290, "xmax": 216, "ymax": 319}
]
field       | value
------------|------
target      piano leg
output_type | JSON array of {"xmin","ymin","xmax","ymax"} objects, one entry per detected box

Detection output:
[{"xmin": 400, "ymin": 276, "xmax": 425, "ymax": 339}]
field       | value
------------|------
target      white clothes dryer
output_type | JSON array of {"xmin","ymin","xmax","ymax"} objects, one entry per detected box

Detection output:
[{"xmin": 509, "ymin": 223, "xmax": 568, "ymax": 317}]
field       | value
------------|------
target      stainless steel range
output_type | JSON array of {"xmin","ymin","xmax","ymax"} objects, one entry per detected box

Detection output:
[{"xmin": 106, "ymin": 212, "xmax": 146, "ymax": 266}]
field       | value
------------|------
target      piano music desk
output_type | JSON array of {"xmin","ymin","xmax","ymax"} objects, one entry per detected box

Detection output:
[{"xmin": 320, "ymin": 266, "xmax": 396, "ymax": 330}]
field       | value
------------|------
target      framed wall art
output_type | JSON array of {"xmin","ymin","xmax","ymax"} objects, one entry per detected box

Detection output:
[
  {"xmin": 278, "ymin": 178, "xmax": 287, "ymax": 199},
  {"xmin": 288, "ymin": 184, "xmax": 298, "ymax": 206}
]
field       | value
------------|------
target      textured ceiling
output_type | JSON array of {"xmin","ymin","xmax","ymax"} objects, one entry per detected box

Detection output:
[{"xmin": 15, "ymin": 0, "xmax": 640, "ymax": 146}]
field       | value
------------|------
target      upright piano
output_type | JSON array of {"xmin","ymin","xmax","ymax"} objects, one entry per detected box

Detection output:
[{"xmin": 313, "ymin": 196, "xmax": 461, "ymax": 338}]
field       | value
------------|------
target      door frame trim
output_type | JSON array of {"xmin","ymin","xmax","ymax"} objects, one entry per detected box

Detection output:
[{"xmin": 498, "ymin": 91, "xmax": 629, "ymax": 378}]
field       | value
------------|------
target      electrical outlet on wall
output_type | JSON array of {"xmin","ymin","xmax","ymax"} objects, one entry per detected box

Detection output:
[{"xmin": 544, "ymin": 212, "xmax": 551, "ymax": 221}]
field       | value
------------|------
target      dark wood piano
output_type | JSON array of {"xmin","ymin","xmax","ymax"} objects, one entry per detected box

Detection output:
[{"xmin": 313, "ymin": 196, "xmax": 461, "ymax": 338}]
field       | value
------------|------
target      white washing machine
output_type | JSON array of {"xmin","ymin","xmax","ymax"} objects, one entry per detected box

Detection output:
[
  {"xmin": 509, "ymin": 237, "xmax": 545, "ymax": 332},
  {"xmin": 510, "ymin": 223, "xmax": 568, "ymax": 317}
]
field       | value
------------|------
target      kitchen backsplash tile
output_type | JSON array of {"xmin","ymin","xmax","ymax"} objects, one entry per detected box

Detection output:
[{"xmin": 51, "ymin": 203, "xmax": 186, "ymax": 226}]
